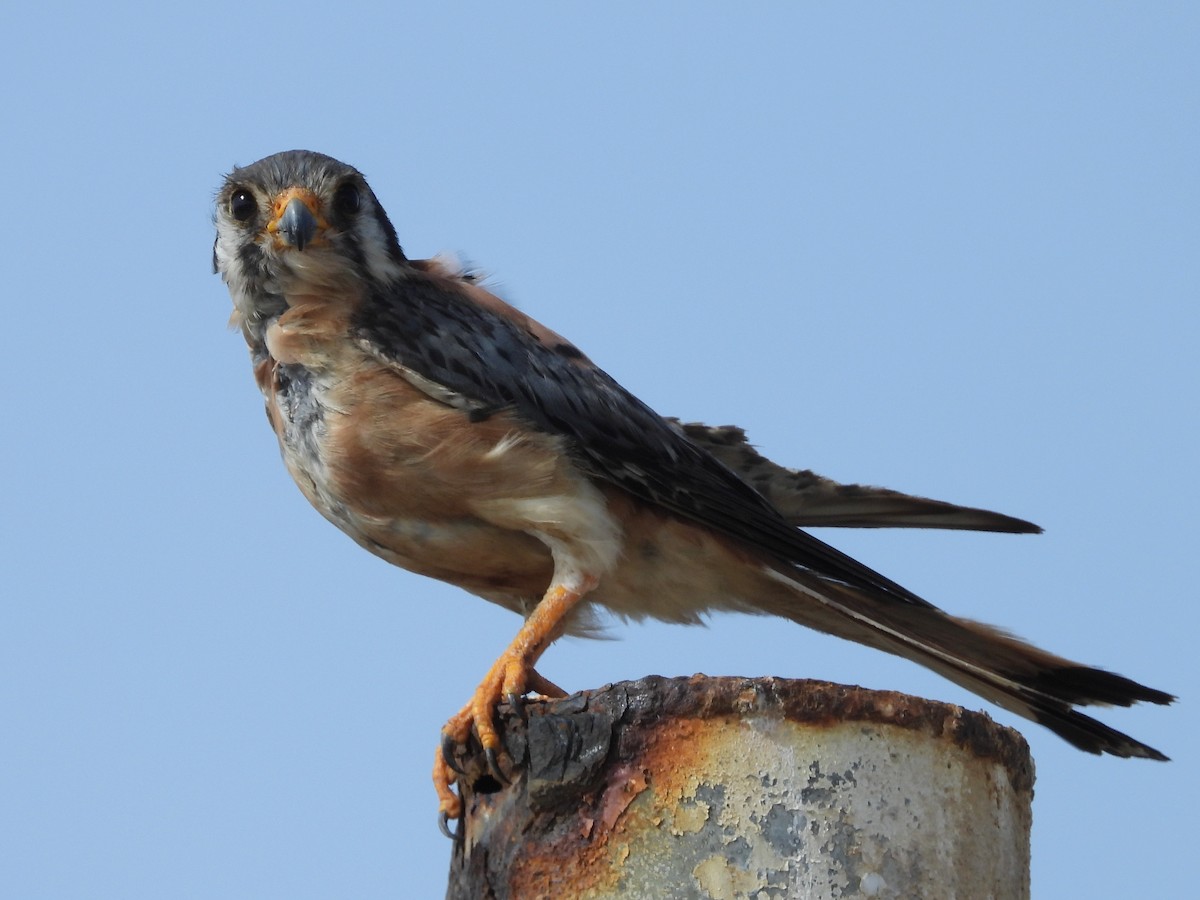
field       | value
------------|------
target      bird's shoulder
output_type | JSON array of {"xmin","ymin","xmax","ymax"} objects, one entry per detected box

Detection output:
[{"xmin": 351, "ymin": 264, "xmax": 925, "ymax": 604}]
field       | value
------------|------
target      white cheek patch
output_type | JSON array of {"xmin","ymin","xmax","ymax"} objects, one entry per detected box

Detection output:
[
  {"xmin": 213, "ymin": 220, "xmax": 266, "ymax": 323},
  {"xmin": 356, "ymin": 205, "xmax": 407, "ymax": 283},
  {"xmin": 213, "ymin": 220, "xmax": 241, "ymax": 284}
]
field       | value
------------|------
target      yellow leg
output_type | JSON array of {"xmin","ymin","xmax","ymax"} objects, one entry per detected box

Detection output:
[
  {"xmin": 526, "ymin": 668, "xmax": 568, "ymax": 699},
  {"xmin": 434, "ymin": 575, "xmax": 597, "ymax": 822}
]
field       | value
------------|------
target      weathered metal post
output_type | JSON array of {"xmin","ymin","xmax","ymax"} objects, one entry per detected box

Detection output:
[{"xmin": 445, "ymin": 675, "xmax": 1034, "ymax": 899}]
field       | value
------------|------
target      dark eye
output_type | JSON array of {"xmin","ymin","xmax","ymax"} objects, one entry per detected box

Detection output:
[
  {"xmin": 229, "ymin": 189, "xmax": 256, "ymax": 222},
  {"xmin": 333, "ymin": 182, "xmax": 361, "ymax": 217}
]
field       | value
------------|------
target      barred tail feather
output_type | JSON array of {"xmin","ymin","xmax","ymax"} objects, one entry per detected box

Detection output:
[
  {"xmin": 675, "ymin": 421, "xmax": 1042, "ymax": 533},
  {"xmin": 762, "ymin": 567, "xmax": 1174, "ymax": 759}
]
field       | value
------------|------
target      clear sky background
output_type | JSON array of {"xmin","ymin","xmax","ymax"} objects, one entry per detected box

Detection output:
[{"xmin": 1, "ymin": 4, "xmax": 1195, "ymax": 898}]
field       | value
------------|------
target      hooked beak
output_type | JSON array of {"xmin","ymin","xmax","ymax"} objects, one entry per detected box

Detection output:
[
  {"xmin": 278, "ymin": 197, "xmax": 317, "ymax": 250},
  {"xmin": 267, "ymin": 189, "xmax": 327, "ymax": 251}
]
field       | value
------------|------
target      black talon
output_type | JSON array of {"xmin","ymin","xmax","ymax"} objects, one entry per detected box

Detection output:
[
  {"xmin": 506, "ymin": 691, "xmax": 524, "ymax": 718},
  {"xmin": 484, "ymin": 746, "xmax": 509, "ymax": 785},
  {"xmin": 438, "ymin": 810, "xmax": 459, "ymax": 840},
  {"xmin": 441, "ymin": 734, "xmax": 466, "ymax": 776}
]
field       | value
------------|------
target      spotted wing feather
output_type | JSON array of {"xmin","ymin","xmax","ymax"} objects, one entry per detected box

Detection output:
[{"xmin": 354, "ymin": 273, "xmax": 930, "ymax": 605}]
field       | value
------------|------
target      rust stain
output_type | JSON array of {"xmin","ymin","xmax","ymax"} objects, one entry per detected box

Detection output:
[
  {"xmin": 598, "ymin": 765, "xmax": 648, "ymax": 832},
  {"xmin": 447, "ymin": 676, "xmax": 1034, "ymax": 898}
]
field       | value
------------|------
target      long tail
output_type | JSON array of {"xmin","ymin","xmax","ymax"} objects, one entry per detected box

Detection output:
[
  {"xmin": 676, "ymin": 421, "xmax": 1041, "ymax": 533},
  {"xmin": 760, "ymin": 566, "xmax": 1173, "ymax": 758}
]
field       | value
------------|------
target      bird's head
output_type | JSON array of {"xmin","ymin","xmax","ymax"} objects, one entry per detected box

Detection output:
[{"xmin": 213, "ymin": 150, "xmax": 407, "ymax": 329}]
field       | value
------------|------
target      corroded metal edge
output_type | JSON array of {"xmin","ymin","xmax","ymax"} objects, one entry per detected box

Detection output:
[
  {"xmin": 445, "ymin": 676, "xmax": 1035, "ymax": 899},
  {"xmin": 517, "ymin": 676, "xmax": 1032, "ymax": 790}
]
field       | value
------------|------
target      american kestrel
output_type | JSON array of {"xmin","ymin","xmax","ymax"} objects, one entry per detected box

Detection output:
[{"xmin": 213, "ymin": 150, "xmax": 1171, "ymax": 825}]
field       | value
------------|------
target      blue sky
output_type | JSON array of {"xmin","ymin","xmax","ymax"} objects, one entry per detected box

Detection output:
[{"xmin": 1, "ymin": 4, "xmax": 1195, "ymax": 897}]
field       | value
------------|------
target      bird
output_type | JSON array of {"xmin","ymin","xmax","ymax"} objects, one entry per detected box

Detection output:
[{"xmin": 213, "ymin": 149, "xmax": 1172, "ymax": 826}]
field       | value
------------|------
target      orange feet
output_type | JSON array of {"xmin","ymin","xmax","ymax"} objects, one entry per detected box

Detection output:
[{"xmin": 433, "ymin": 576, "xmax": 597, "ymax": 830}]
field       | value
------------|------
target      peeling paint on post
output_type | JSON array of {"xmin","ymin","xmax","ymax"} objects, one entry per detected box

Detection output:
[{"xmin": 444, "ymin": 676, "xmax": 1033, "ymax": 899}]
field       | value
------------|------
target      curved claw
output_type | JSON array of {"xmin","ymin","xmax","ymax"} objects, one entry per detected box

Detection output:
[
  {"xmin": 438, "ymin": 810, "xmax": 459, "ymax": 840},
  {"xmin": 484, "ymin": 746, "xmax": 509, "ymax": 785},
  {"xmin": 440, "ymin": 733, "xmax": 466, "ymax": 776},
  {"xmin": 430, "ymin": 577, "xmax": 598, "ymax": 829},
  {"xmin": 433, "ymin": 749, "xmax": 464, "ymax": 824},
  {"xmin": 505, "ymin": 691, "xmax": 524, "ymax": 719}
]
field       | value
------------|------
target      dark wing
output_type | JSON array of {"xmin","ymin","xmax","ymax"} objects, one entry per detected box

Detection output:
[
  {"xmin": 674, "ymin": 422, "xmax": 1042, "ymax": 533},
  {"xmin": 354, "ymin": 270, "xmax": 929, "ymax": 605}
]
